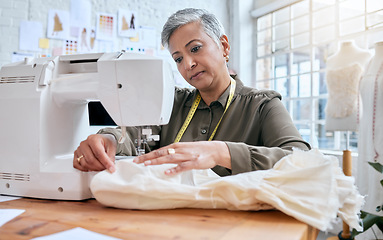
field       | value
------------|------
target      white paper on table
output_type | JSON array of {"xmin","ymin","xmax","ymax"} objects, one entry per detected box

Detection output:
[
  {"xmin": 31, "ymin": 227, "xmax": 122, "ymax": 240},
  {"xmin": 0, "ymin": 195, "xmax": 21, "ymax": 202},
  {"xmin": 0, "ymin": 209, "xmax": 25, "ymax": 227}
]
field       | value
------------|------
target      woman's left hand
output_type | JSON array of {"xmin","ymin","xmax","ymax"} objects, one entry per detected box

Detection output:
[{"xmin": 133, "ymin": 141, "xmax": 231, "ymax": 175}]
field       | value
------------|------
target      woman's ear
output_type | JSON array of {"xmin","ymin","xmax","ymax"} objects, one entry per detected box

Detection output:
[{"xmin": 220, "ymin": 35, "xmax": 230, "ymax": 57}]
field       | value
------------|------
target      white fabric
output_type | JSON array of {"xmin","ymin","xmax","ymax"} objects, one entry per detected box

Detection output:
[
  {"xmin": 357, "ymin": 72, "xmax": 383, "ymax": 209},
  {"xmin": 355, "ymin": 45, "xmax": 383, "ymax": 240},
  {"xmin": 357, "ymin": 73, "xmax": 383, "ymax": 240},
  {"xmin": 90, "ymin": 149, "xmax": 363, "ymax": 232}
]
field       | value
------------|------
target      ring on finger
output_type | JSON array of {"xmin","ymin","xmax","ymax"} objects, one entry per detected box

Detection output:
[
  {"xmin": 77, "ymin": 155, "xmax": 84, "ymax": 163},
  {"xmin": 167, "ymin": 148, "xmax": 175, "ymax": 155}
]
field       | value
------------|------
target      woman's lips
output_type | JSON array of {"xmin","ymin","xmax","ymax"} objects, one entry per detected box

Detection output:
[{"xmin": 190, "ymin": 71, "xmax": 204, "ymax": 80}]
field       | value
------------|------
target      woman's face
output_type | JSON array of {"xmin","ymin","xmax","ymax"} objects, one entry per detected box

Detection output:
[{"xmin": 168, "ymin": 22, "xmax": 230, "ymax": 92}]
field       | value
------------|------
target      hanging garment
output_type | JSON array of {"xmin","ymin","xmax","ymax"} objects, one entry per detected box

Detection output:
[{"xmin": 357, "ymin": 65, "xmax": 383, "ymax": 215}]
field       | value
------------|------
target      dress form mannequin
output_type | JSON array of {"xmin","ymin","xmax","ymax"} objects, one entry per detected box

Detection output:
[
  {"xmin": 356, "ymin": 42, "xmax": 383, "ymax": 239},
  {"xmin": 325, "ymin": 41, "xmax": 372, "ymax": 131},
  {"xmin": 324, "ymin": 41, "xmax": 372, "ymax": 240}
]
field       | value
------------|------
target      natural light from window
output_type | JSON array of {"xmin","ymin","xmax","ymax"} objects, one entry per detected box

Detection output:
[{"xmin": 254, "ymin": 0, "xmax": 383, "ymax": 151}]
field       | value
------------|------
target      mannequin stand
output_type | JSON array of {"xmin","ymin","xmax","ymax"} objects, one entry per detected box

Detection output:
[{"xmin": 327, "ymin": 133, "xmax": 353, "ymax": 240}]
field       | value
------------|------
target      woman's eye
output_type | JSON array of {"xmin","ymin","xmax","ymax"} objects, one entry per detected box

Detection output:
[
  {"xmin": 174, "ymin": 57, "xmax": 182, "ymax": 63},
  {"xmin": 191, "ymin": 45, "xmax": 201, "ymax": 53}
]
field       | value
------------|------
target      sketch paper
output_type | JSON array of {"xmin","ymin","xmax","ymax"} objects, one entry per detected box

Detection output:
[
  {"xmin": 70, "ymin": 0, "xmax": 91, "ymax": 37},
  {"xmin": 78, "ymin": 27, "xmax": 97, "ymax": 53},
  {"xmin": 118, "ymin": 9, "xmax": 137, "ymax": 37},
  {"xmin": 19, "ymin": 21, "xmax": 43, "ymax": 52},
  {"xmin": 96, "ymin": 12, "xmax": 116, "ymax": 41},
  {"xmin": 47, "ymin": 9, "xmax": 70, "ymax": 39}
]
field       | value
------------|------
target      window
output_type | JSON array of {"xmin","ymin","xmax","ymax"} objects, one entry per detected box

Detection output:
[{"xmin": 254, "ymin": 0, "xmax": 383, "ymax": 151}]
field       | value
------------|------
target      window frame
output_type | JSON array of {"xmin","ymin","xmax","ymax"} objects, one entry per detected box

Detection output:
[{"xmin": 252, "ymin": 0, "xmax": 383, "ymax": 151}]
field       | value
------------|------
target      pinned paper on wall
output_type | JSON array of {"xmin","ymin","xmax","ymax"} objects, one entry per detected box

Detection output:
[
  {"xmin": 11, "ymin": 52, "xmax": 34, "ymax": 63},
  {"xmin": 52, "ymin": 47, "xmax": 63, "ymax": 56},
  {"xmin": 140, "ymin": 26, "xmax": 156, "ymax": 49},
  {"xmin": 121, "ymin": 27, "xmax": 157, "ymax": 56},
  {"xmin": 129, "ymin": 33, "xmax": 139, "ymax": 42},
  {"xmin": 118, "ymin": 9, "xmax": 138, "ymax": 38},
  {"xmin": 97, "ymin": 40, "xmax": 114, "ymax": 53},
  {"xmin": 96, "ymin": 13, "xmax": 116, "ymax": 41},
  {"xmin": 78, "ymin": 27, "xmax": 97, "ymax": 53},
  {"xmin": 123, "ymin": 38, "xmax": 146, "ymax": 54},
  {"xmin": 19, "ymin": 21, "xmax": 43, "ymax": 52},
  {"xmin": 70, "ymin": 0, "xmax": 91, "ymax": 38},
  {"xmin": 63, "ymin": 39, "xmax": 78, "ymax": 55},
  {"xmin": 47, "ymin": 9, "xmax": 70, "ymax": 40},
  {"xmin": 39, "ymin": 38, "xmax": 50, "ymax": 49}
]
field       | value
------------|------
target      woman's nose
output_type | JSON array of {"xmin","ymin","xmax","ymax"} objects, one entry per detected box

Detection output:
[{"xmin": 183, "ymin": 56, "xmax": 196, "ymax": 70}]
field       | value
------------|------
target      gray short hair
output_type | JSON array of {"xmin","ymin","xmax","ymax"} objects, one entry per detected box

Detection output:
[{"xmin": 161, "ymin": 8, "xmax": 226, "ymax": 49}]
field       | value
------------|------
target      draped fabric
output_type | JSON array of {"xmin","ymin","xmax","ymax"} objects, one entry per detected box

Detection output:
[
  {"xmin": 357, "ymin": 72, "xmax": 383, "ymax": 220},
  {"xmin": 91, "ymin": 149, "xmax": 363, "ymax": 232},
  {"xmin": 355, "ymin": 57, "xmax": 383, "ymax": 240}
]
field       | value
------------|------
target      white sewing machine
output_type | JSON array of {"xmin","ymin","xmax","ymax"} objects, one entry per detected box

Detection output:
[{"xmin": 0, "ymin": 52, "xmax": 174, "ymax": 200}]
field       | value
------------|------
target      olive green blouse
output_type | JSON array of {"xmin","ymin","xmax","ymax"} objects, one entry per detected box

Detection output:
[{"xmin": 98, "ymin": 76, "xmax": 310, "ymax": 176}]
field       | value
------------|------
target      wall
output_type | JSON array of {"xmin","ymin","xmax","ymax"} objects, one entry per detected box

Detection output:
[
  {"xmin": 0, "ymin": 0, "xmax": 230, "ymax": 70},
  {"xmin": 229, "ymin": 0, "xmax": 254, "ymax": 86}
]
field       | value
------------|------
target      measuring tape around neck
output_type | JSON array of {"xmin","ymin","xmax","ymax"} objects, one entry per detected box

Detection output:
[{"xmin": 174, "ymin": 78, "xmax": 236, "ymax": 143}]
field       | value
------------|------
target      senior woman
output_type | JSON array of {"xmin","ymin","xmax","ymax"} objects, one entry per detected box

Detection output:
[{"xmin": 73, "ymin": 8, "xmax": 310, "ymax": 176}]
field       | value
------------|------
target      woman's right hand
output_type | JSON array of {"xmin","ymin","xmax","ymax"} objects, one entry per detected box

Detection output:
[{"xmin": 73, "ymin": 134, "xmax": 117, "ymax": 173}]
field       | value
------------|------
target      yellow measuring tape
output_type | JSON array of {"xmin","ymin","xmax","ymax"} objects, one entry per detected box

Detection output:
[{"xmin": 174, "ymin": 78, "xmax": 236, "ymax": 143}]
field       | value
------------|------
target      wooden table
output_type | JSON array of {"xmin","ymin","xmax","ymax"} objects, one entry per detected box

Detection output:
[{"xmin": 0, "ymin": 198, "xmax": 318, "ymax": 240}]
